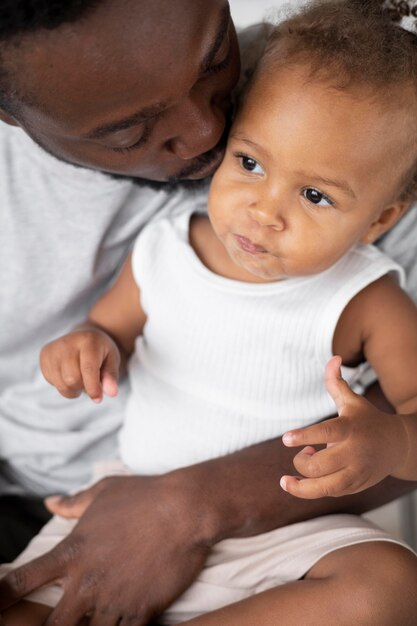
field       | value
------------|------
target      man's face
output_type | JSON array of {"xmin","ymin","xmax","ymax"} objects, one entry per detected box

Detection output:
[{"xmin": 1, "ymin": 0, "xmax": 240, "ymax": 182}]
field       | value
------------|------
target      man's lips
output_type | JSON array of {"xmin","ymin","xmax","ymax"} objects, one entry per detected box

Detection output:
[
  {"xmin": 234, "ymin": 235, "xmax": 268, "ymax": 255},
  {"xmin": 178, "ymin": 146, "xmax": 225, "ymax": 180}
]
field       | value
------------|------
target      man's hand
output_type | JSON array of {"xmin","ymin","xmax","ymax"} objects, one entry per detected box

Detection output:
[
  {"xmin": 40, "ymin": 328, "xmax": 120, "ymax": 403},
  {"xmin": 280, "ymin": 356, "xmax": 406, "ymax": 498},
  {"xmin": 0, "ymin": 474, "xmax": 212, "ymax": 626},
  {"xmin": 1, "ymin": 380, "xmax": 416, "ymax": 625}
]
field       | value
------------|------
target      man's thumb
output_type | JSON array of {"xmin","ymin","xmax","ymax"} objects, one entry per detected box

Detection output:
[
  {"xmin": 324, "ymin": 355, "xmax": 356, "ymax": 415},
  {"xmin": 44, "ymin": 483, "xmax": 101, "ymax": 518}
]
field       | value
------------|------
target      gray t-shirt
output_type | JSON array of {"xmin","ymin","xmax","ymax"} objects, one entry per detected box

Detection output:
[{"xmin": 0, "ymin": 123, "xmax": 197, "ymax": 496}]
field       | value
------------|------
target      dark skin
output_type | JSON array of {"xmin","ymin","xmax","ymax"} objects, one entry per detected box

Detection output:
[
  {"xmin": 0, "ymin": 0, "xmax": 416, "ymax": 624},
  {"xmin": 1, "ymin": 0, "xmax": 239, "ymax": 182}
]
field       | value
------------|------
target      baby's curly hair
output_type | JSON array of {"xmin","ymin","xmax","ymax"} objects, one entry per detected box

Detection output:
[{"xmin": 260, "ymin": 0, "xmax": 417, "ymax": 201}]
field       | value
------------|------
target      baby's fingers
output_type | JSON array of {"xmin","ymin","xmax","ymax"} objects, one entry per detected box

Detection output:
[
  {"xmin": 101, "ymin": 371, "xmax": 118, "ymax": 398},
  {"xmin": 100, "ymin": 351, "xmax": 120, "ymax": 398},
  {"xmin": 283, "ymin": 417, "xmax": 348, "ymax": 448},
  {"xmin": 292, "ymin": 446, "xmax": 344, "ymax": 479},
  {"xmin": 280, "ymin": 468, "xmax": 360, "ymax": 499},
  {"xmin": 57, "ymin": 354, "xmax": 84, "ymax": 398},
  {"xmin": 79, "ymin": 349, "xmax": 104, "ymax": 402}
]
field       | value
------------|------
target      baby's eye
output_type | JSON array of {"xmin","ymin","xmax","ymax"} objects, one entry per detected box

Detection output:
[
  {"xmin": 303, "ymin": 188, "xmax": 334, "ymax": 207},
  {"xmin": 239, "ymin": 155, "xmax": 264, "ymax": 175}
]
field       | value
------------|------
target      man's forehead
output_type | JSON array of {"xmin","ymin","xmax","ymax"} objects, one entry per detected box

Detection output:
[{"xmin": 10, "ymin": 0, "xmax": 230, "ymax": 130}]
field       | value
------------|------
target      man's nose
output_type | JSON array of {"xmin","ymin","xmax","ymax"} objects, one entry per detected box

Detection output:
[{"xmin": 165, "ymin": 92, "xmax": 226, "ymax": 160}]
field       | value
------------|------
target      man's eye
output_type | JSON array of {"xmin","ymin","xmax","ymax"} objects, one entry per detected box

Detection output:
[
  {"xmin": 303, "ymin": 188, "xmax": 334, "ymax": 207},
  {"xmin": 108, "ymin": 124, "xmax": 152, "ymax": 154},
  {"xmin": 205, "ymin": 49, "xmax": 232, "ymax": 75},
  {"xmin": 203, "ymin": 32, "xmax": 231, "ymax": 76},
  {"xmin": 237, "ymin": 154, "xmax": 264, "ymax": 175}
]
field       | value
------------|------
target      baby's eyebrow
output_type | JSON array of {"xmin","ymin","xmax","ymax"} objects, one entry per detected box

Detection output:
[
  {"xmin": 298, "ymin": 173, "xmax": 356, "ymax": 199},
  {"xmin": 230, "ymin": 133, "xmax": 271, "ymax": 158}
]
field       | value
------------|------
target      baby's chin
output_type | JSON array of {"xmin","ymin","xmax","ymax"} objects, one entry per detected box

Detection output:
[{"xmin": 234, "ymin": 258, "xmax": 288, "ymax": 283}]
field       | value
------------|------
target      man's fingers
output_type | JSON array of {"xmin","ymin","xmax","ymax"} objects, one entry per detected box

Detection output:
[
  {"xmin": 44, "ymin": 590, "xmax": 91, "ymax": 626},
  {"xmin": 0, "ymin": 553, "xmax": 61, "ymax": 610},
  {"xmin": 118, "ymin": 615, "xmax": 146, "ymax": 626},
  {"xmin": 45, "ymin": 479, "xmax": 109, "ymax": 518},
  {"xmin": 283, "ymin": 416, "xmax": 348, "ymax": 447},
  {"xmin": 89, "ymin": 610, "xmax": 118, "ymax": 626}
]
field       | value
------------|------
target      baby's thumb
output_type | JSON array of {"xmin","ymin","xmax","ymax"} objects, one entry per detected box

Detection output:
[{"xmin": 324, "ymin": 356, "xmax": 356, "ymax": 415}]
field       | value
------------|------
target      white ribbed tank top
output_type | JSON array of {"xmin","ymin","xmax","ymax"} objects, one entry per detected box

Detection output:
[{"xmin": 119, "ymin": 209, "xmax": 404, "ymax": 474}]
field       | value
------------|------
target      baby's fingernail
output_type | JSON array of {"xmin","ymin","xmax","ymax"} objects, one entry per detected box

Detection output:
[
  {"xmin": 282, "ymin": 433, "xmax": 295, "ymax": 445},
  {"xmin": 92, "ymin": 397, "xmax": 102, "ymax": 404},
  {"xmin": 280, "ymin": 477, "xmax": 288, "ymax": 491},
  {"xmin": 45, "ymin": 495, "xmax": 62, "ymax": 506}
]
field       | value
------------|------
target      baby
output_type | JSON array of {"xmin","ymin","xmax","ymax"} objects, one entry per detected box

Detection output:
[{"xmin": 2, "ymin": 1, "xmax": 417, "ymax": 625}]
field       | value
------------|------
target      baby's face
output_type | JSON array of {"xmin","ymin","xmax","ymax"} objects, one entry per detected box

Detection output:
[{"xmin": 208, "ymin": 63, "xmax": 414, "ymax": 282}]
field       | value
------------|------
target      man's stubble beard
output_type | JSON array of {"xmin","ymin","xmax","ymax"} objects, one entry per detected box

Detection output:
[
  {"xmin": 27, "ymin": 132, "xmax": 214, "ymax": 192},
  {"xmin": 22, "ymin": 104, "xmax": 233, "ymax": 191}
]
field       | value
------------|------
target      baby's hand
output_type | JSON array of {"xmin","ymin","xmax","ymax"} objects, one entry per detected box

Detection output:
[
  {"xmin": 40, "ymin": 328, "xmax": 120, "ymax": 403},
  {"xmin": 280, "ymin": 356, "xmax": 406, "ymax": 498}
]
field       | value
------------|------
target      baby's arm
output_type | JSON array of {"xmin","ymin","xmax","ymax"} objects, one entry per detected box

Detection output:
[
  {"xmin": 281, "ymin": 275, "xmax": 417, "ymax": 498},
  {"xmin": 41, "ymin": 253, "xmax": 146, "ymax": 403}
]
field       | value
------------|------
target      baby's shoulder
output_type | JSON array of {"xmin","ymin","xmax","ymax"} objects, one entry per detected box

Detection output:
[{"xmin": 334, "ymin": 273, "xmax": 414, "ymax": 361}]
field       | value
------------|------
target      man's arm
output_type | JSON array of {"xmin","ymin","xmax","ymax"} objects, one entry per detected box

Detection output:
[{"xmin": 0, "ymin": 388, "xmax": 415, "ymax": 626}]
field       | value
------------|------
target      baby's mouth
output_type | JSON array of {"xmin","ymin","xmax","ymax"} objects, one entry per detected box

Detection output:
[{"xmin": 235, "ymin": 235, "xmax": 267, "ymax": 255}]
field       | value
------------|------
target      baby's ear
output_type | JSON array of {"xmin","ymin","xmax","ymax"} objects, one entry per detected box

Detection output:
[{"xmin": 360, "ymin": 200, "xmax": 411, "ymax": 244}]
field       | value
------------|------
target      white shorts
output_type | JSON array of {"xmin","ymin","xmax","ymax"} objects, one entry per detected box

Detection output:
[{"xmin": 1, "ymin": 463, "xmax": 415, "ymax": 624}]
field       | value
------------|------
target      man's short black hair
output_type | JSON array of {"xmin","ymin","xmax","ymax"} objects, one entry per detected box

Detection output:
[
  {"xmin": 0, "ymin": 0, "xmax": 102, "ymax": 115},
  {"xmin": 0, "ymin": 0, "xmax": 101, "ymax": 40}
]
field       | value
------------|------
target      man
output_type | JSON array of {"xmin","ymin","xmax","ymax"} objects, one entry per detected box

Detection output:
[{"xmin": 0, "ymin": 0, "xmax": 416, "ymax": 624}]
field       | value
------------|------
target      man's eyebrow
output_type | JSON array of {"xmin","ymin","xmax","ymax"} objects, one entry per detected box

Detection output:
[
  {"xmin": 84, "ymin": 103, "xmax": 168, "ymax": 140},
  {"xmin": 199, "ymin": 4, "xmax": 231, "ymax": 73},
  {"xmin": 84, "ymin": 5, "xmax": 231, "ymax": 141}
]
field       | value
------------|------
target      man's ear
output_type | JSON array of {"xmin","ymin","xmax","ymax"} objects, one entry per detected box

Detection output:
[
  {"xmin": 360, "ymin": 200, "xmax": 411, "ymax": 244},
  {"xmin": 0, "ymin": 109, "xmax": 19, "ymax": 127}
]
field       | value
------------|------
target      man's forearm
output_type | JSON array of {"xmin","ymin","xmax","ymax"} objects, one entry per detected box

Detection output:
[
  {"xmin": 176, "ymin": 435, "xmax": 416, "ymax": 544},
  {"xmin": 174, "ymin": 382, "xmax": 417, "ymax": 545}
]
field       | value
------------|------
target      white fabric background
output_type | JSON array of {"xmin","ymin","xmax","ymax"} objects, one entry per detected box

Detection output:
[{"xmin": 229, "ymin": 0, "xmax": 306, "ymax": 27}]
